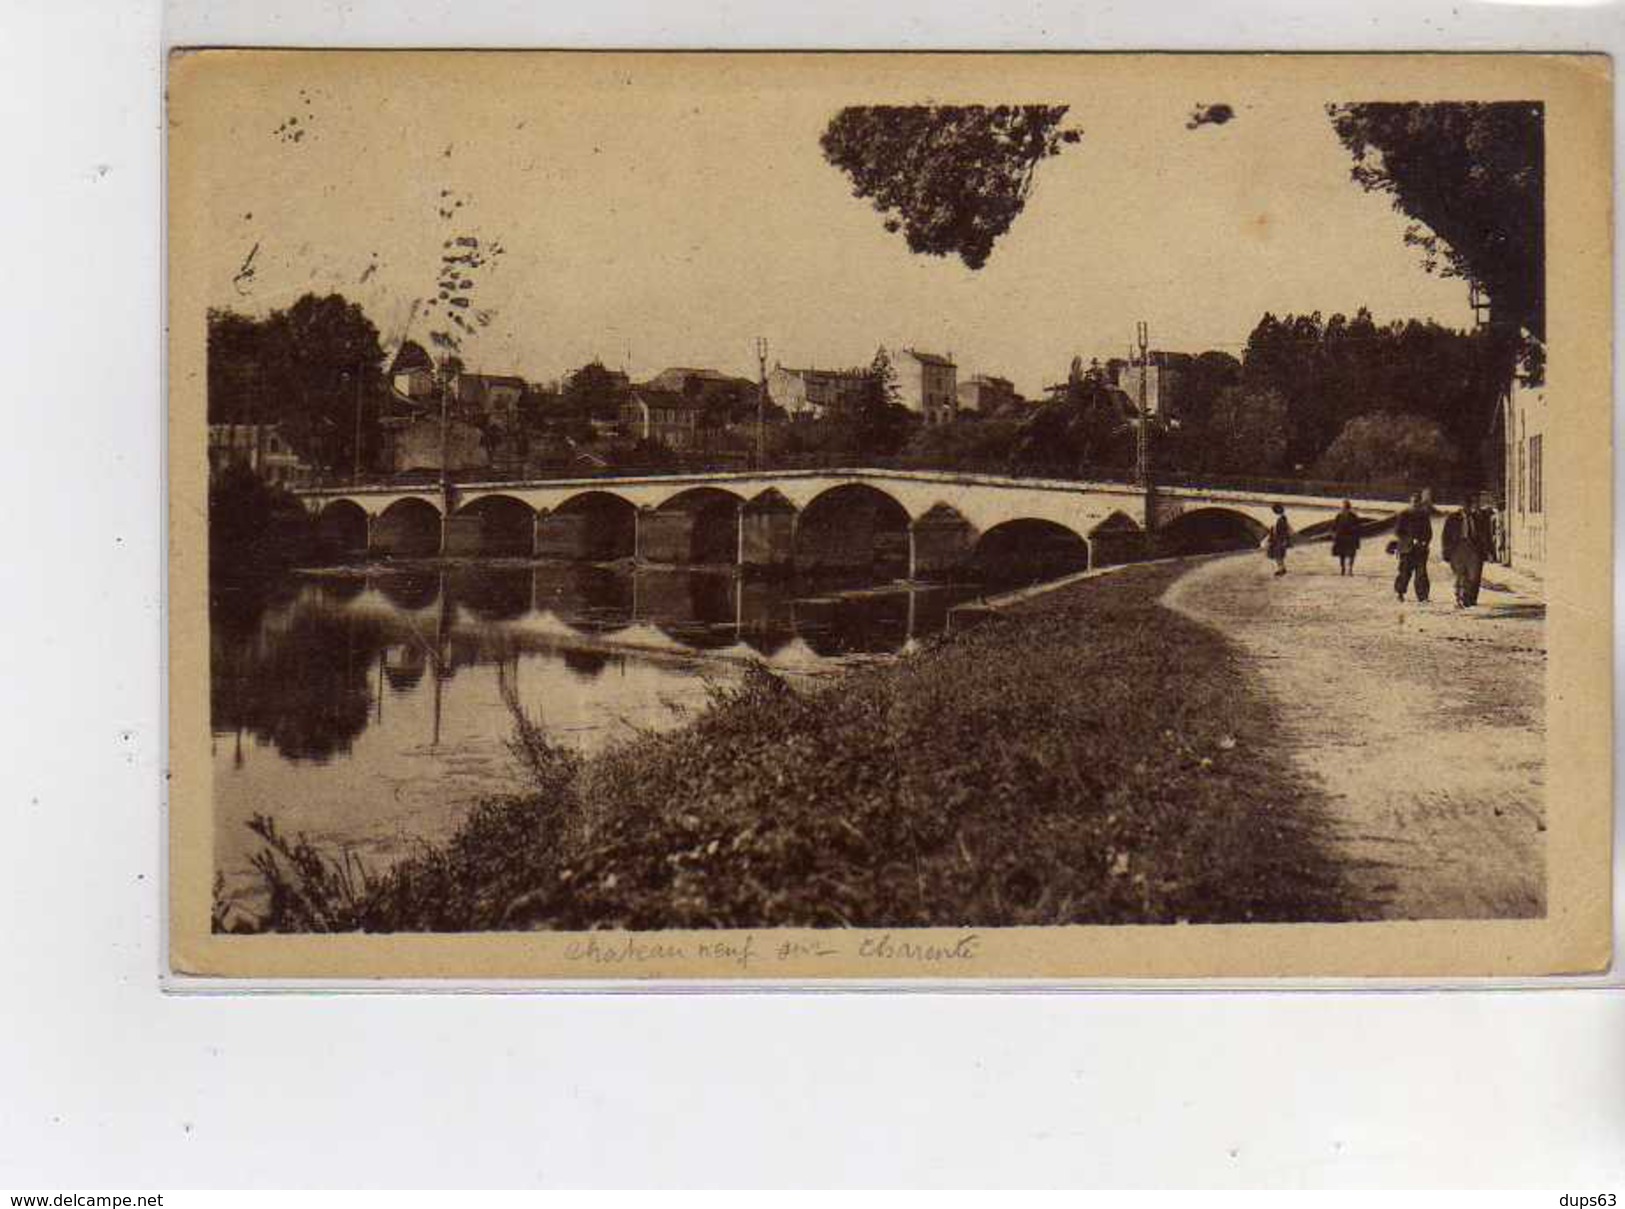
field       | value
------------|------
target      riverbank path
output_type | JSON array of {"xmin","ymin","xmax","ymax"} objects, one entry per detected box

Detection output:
[{"xmin": 1162, "ymin": 543, "xmax": 1546, "ymax": 920}]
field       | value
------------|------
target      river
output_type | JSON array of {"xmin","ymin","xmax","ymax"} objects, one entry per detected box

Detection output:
[{"xmin": 210, "ymin": 562, "xmax": 990, "ymax": 897}]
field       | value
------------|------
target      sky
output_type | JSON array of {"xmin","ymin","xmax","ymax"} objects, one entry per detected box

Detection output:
[{"xmin": 185, "ymin": 52, "xmax": 1476, "ymax": 400}]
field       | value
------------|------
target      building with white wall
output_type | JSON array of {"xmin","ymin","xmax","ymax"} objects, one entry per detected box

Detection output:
[
  {"xmin": 1502, "ymin": 375, "xmax": 1546, "ymax": 573},
  {"xmin": 766, "ymin": 364, "xmax": 868, "ymax": 418},
  {"xmin": 891, "ymin": 349, "xmax": 957, "ymax": 423}
]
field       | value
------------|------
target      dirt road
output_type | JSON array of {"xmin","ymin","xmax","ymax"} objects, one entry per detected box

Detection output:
[{"xmin": 1162, "ymin": 542, "xmax": 1546, "ymax": 920}]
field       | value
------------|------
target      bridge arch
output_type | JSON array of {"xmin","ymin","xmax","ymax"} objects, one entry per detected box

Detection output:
[
  {"xmin": 653, "ymin": 485, "xmax": 747, "ymax": 512},
  {"xmin": 313, "ymin": 498, "xmax": 369, "ymax": 561},
  {"xmin": 1158, "ymin": 506, "xmax": 1268, "ymax": 555},
  {"xmin": 1293, "ymin": 506, "xmax": 1387, "ymax": 541},
  {"xmin": 539, "ymin": 565, "xmax": 634, "ymax": 635},
  {"xmin": 450, "ymin": 494, "xmax": 537, "ymax": 558},
  {"xmin": 795, "ymin": 483, "xmax": 911, "ymax": 577},
  {"xmin": 314, "ymin": 575, "xmax": 365, "ymax": 606},
  {"xmin": 792, "ymin": 592, "xmax": 911, "ymax": 658},
  {"xmin": 382, "ymin": 644, "xmax": 427, "ymax": 693},
  {"xmin": 376, "ymin": 568, "xmax": 442, "ymax": 612},
  {"xmin": 372, "ymin": 497, "xmax": 443, "ymax": 558},
  {"xmin": 644, "ymin": 486, "xmax": 746, "ymax": 565},
  {"xmin": 562, "ymin": 648, "xmax": 613, "ymax": 681},
  {"xmin": 973, "ymin": 518, "xmax": 1091, "ymax": 587},
  {"xmin": 537, "ymin": 491, "xmax": 637, "ymax": 561},
  {"xmin": 651, "ymin": 574, "xmax": 739, "ymax": 651},
  {"xmin": 446, "ymin": 565, "xmax": 533, "ymax": 621}
]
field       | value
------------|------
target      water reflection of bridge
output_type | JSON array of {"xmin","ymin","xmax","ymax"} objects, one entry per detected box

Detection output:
[
  {"xmin": 334, "ymin": 564, "xmax": 976, "ymax": 666},
  {"xmin": 211, "ymin": 566, "xmax": 978, "ymax": 765},
  {"xmin": 299, "ymin": 469, "xmax": 1413, "ymax": 582}
]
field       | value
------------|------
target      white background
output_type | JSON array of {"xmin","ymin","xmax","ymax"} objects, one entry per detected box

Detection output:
[{"xmin": 2, "ymin": 0, "xmax": 1622, "ymax": 1188}]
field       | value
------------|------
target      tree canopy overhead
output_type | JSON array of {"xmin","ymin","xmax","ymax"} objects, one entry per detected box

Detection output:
[
  {"xmin": 819, "ymin": 105, "xmax": 1081, "ymax": 270},
  {"xmin": 1326, "ymin": 102, "xmax": 1544, "ymax": 360}
]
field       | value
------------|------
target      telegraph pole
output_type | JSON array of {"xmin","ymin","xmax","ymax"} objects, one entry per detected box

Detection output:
[
  {"xmin": 1134, "ymin": 320, "xmax": 1150, "ymax": 487},
  {"xmin": 439, "ymin": 356, "xmax": 452, "ymax": 551},
  {"xmin": 755, "ymin": 336, "xmax": 769, "ymax": 470},
  {"xmin": 1135, "ymin": 321, "xmax": 1156, "ymax": 554}
]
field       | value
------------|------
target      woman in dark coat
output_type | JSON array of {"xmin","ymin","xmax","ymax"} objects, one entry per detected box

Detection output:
[
  {"xmin": 1264, "ymin": 503, "xmax": 1292, "ymax": 576},
  {"xmin": 1330, "ymin": 499, "xmax": 1361, "ymax": 576}
]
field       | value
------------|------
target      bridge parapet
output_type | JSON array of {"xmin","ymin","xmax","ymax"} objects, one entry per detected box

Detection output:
[{"xmin": 292, "ymin": 468, "xmax": 1426, "ymax": 571}]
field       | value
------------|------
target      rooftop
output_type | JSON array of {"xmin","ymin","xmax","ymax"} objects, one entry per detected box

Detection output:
[
  {"xmin": 628, "ymin": 387, "xmax": 709, "ymax": 412},
  {"xmin": 458, "ymin": 372, "xmax": 528, "ymax": 390},
  {"xmin": 776, "ymin": 366, "xmax": 867, "ymax": 381},
  {"xmin": 388, "ymin": 342, "xmax": 434, "ymax": 375},
  {"xmin": 651, "ymin": 366, "xmax": 741, "ymax": 383}
]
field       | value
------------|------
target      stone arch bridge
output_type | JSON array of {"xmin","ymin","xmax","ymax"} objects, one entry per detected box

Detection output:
[{"xmin": 295, "ymin": 469, "xmax": 1412, "ymax": 581}]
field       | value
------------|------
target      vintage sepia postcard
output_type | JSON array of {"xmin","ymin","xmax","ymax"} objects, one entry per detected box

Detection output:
[{"xmin": 168, "ymin": 51, "xmax": 1612, "ymax": 981}]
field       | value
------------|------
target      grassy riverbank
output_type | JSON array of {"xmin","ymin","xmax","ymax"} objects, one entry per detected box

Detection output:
[{"xmin": 237, "ymin": 558, "xmax": 1356, "ymax": 932}]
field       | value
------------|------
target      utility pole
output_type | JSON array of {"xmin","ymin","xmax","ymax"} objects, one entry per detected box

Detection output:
[
  {"xmin": 439, "ymin": 356, "xmax": 452, "ymax": 549},
  {"xmin": 1135, "ymin": 321, "xmax": 1156, "ymax": 554},
  {"xmin": 755, "ymin": 336, "xmax": 769, "ymax": 470},
  {"xmin": 1134, "ymin": 321, "xmax": 1150, "ymax": 487}
]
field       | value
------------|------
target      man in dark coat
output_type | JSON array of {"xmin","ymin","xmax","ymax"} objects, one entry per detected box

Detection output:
[
  {"xmin": 1444, "ymin": 492, "xmax": 1497, "ymax": 607},
  {"xmin": 1393, "ymin": 491, "xmax": 1433, "ymax": 603}
]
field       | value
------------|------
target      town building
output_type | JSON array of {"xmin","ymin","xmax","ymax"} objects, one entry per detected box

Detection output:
[
  {"xmin": 1501, "ymin": 375, "xmax": 1546, "ymax": 573},
  {"xmin": 620, "ymin": 387, "xmax": 709, "ymax": 450},
  {"xmin": 1043, "ymin": 357, "xmax": 1145, "ymax": 427},
  {"xmin": 646, "ymin": 367, "xmax": 751, "ymax": 396},
  {"xmin": 377, "ymin": 414, "xmax": 490, "ymax": 475},
  {"xmin": 1114, "ymin": 361, "xmax": 1159, "ymax": 417},
  {"xmin": 1115, "ymin": 358, "xmax": 1178, "ymax": 418},
  {"xmin": 388, "ymin": 341, "xmax": 437, "ymax": 403},
  {"xmin": 766, "ymin": 364, "xmax": 869, "ymax": 419},
  {"xmin": 957, "ymin": 374, "xmax": 1019, "ymax": 415},
  {"xmin": 207, "ymin": 424, "xmax": 314, "ymax": 487},
  {"xmin": 891, "ymin": 349, "xmax": 958, "ymax": 423},
  {"xmin": 451, "ymin": 372, "xmax": 527, "ymax": 425}
]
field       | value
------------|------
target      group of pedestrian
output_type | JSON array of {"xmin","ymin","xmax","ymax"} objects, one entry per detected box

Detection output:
[{"xmin": 1261, "ymin": 490, "xmax": 1499, "ymax": 609}]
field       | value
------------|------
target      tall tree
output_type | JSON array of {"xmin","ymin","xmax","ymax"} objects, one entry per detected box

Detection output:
[
  {"xmin": 820, "ymin": 105, "xmax": 1081, "ymax": 269},
  {"xmin": 1161, "ymin": 350, "xmax": 1241, "ymax": 471},
  {"xmin": 1010, "ymin": 373, "xmax": 1133, "ymax": 475},
  {"xmin": 1327, "ymin": 101, "xmax": 1543, "ymax": 376},
  {"xmin": 207, "ymin": 294, "xmax": 387, "ymax": 474},
  {"xmin": 829, "ymin": 348, "xmax": 914, "ymax": 455},
  {"xmin": 559, "ymin": 360, "xmax": 629, "ymax": 424},
  {"xmin": 1315, "ymin": 412, "xmax": 1461, "ymax": 490},
  {"xmin": 207, "ymin": 307, "xmax": 270, "ymax": 424},
  {"xmin": 1206, "ymin": 386, "xmax": 1290, "ymax": 477},
  {"xmin": 262, "ymin": 294, "xmax": 387, "ymax": 472}
]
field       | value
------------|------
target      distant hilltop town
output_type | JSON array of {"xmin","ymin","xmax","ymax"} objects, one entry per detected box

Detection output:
[
  {"xmin": 208, "ymin": 294, "xmax": 1509, "ymax": 527},
  {"xmin": 211, "ymin": 329, "xmax": 1178, "ymax": 488}
]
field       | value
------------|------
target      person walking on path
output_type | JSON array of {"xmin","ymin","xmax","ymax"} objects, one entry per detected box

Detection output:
[
  {"xmin": 1393, "ymin": 491, "xmax": 1433, "ymax": 603},
  {"xmin": 1330, "ymin": 499, "xmax": 1361, "ymax": 576},
  {"xmin": 1481, "ymin": 495, "xmax": 1503, "ymax": 567},
  {"xmin": 1264, "ymin": 503, "xmax": 1293, "ymax": 577},
  {"xmin": 1443, "ymin": 491, "xmax": 1497, "ymax": 608}
]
